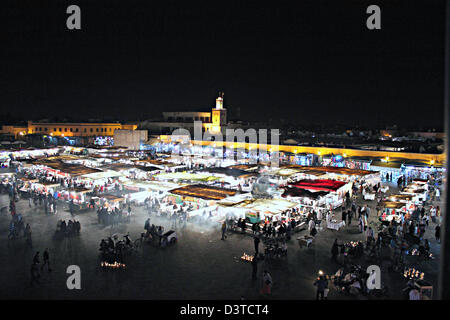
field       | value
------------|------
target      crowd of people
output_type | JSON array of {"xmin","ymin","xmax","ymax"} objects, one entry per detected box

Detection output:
[
  {"xmin": 97, "ymin": 205, "xmax": 132, "ymax": 226},
  {"xmin": 55, "ymin": 219, "xmax": 81, "ymax": 236}
]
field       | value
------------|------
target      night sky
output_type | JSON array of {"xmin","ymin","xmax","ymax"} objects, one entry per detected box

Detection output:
[{"xmin": 0, "ymin": 0, "xmax": 446, "ymax": 128}]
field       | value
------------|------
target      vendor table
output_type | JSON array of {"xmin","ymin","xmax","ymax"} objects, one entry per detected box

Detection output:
[
  {"xmin": 294, "ymin": 221, "xmax": 307, "ymax": 232},
  {"xmin": 415, "ymin": 280, "xmax": 433, "ymax": 299},
  {"xmin": 297, "ymin": 235, "xmax": 314, "ymax": 248},
  {"xmin": 364, "ymin": 193, "xmax": 376, "ymax": 201},
  {"xmin": 327, "ymin": 220, "xmax": 345, "ymax": 231}
]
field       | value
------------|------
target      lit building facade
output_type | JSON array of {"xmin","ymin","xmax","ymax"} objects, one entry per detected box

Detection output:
[
  {"xmin": 26, "ymin": 121, "xmax": 137, "ymax": 137},
  {"xmin": 142, "ymin": 93, "xmax": 227, "ymax": 135},
  {"xmin": 0, "ymin": 122, "xmax": 137, "ymax": 138}
]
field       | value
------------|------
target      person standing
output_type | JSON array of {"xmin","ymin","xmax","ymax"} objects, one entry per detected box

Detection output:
[
  {"xmin": 30, "ymin": 262, "xmax": 40, "ymax": 287},
  {"xmin": 314, "ymin": 275, "xmax": 328, "ymax": 300},
  {"xmin": 308, "ymin": 218, "xmax": 315, "ymax": 234},
  {"xmin": 221, "ymin": 221, "xmax": 227, "ymax": 240},
  {"xmin": 430, "ymin": 206, "xmax": 436, "ymax": 223},
  {"xmin": 25, "ymin": 224, "xmax": 32, "ymax": 248},
  {"xmin": 435, "ymin": 225, "xmax": 441, "ymax": 243},
  {"xmin": 366, "ymin": 227, "xmax": 374, "ymax": 243},
  {"xmin": 251, "ymin": 257, "xmax": 258, "ymax": 281},
  {"xmin": 261, "ymin": 270, "xmax": 272, "ymax": 295},
  {"xmin": 359, "ymin": 216, "xmax": 364, "ymax": 233},
  {"xmin": 254, "ymin": 236, "xmax": 260, "ymax": 255},
  {"xmin": 331, "ymin": 239, "xmax": 339, "ymax": 263},
  {"xmin": 347, "ymin": 210, "xmax": 353, "ymax": 225}
]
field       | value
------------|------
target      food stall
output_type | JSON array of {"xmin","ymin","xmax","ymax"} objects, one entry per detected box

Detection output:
[
  {"xmin": 58, "ymin": 187, "xmax": 92, "ymax": 211},
  {"xmin": 92, "ymin": 193, "xmax": 125, "ymax": 209},
  {"xmin": 80, "ymin": 170, "xmax": 125, "ymax": 190},
  {"xmin": 217, "ymin": 193, "xmax": 300, "ymax": 223},
  {"xmin": 379, "ymin": 201, "xmax": 406, "ymax": 224},
  {"xmin": 400, "ymin": 184, "xmax": 428, "ymax": 202},
  {"xmin": 287, "ymin": 179, "xmax": 351, "ymax": 209},
  {"xmin": 121, "ymin": 179, "xmax": 183, "ymax": 205},
  {"xmin": 163, "ymin": 184, "xmax": 238, "ymax": 218}
]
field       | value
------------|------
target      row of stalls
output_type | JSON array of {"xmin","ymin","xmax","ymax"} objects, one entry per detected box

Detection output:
[
  {"xmin": 1, "ymin": 147, "xmax": 60, "ymax": 168},
  {"xmin": 379, "ymin": 179, "xmax": 430, "ymax": 224}
]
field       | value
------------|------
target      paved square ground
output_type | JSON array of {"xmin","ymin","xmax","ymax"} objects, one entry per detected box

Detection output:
[{"xmin": 0, "ymin": 182, "xmax": 442, "ymax": 300}]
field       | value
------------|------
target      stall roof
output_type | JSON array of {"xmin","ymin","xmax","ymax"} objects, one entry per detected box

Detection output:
[
  {"xmin": 65, "ymin": 187, "xmax": 91, "ymax": 193},
  {"xmin": 34, "ymin": 159, "xmax": 101, "ymax": 176},
  {"xmin": 122, "ymin": 179, "xmax": 183, "ymax": 192},
  {"xmin": 81, "ymin": 170, "xmax": 123, "ymax": 180},
  {"xmin": 282, "ymin": 165, "xmax": 376, "ymax": 176},
  {"xmin": 98, "ymin": 194, "xmax": 124, "ymax": 202},
  {"xmin": 401, "ymin": 187, "xmax": 426, "ymax": 194},
  {"xmin": 101, "ymin": 163, "xmax": 160, "ymax": 172},
  {"xmin": 170, "ymin": 184, "xmax": 237, "ymax": 200},
  {"xmin": 20, "ymin": 177, "xmax": 39, "ymax": 182},
  {"xmin": 219, "ymin": 197, "xmax": 298, "ymax": 215},
  {"xmin": 133, "ymin": 165, "xmax": 161, "ymax": 172},
  {"xmin": 203, "ymin": 167, "xmax": 257, "ymax": 178},
  {"xmin": 276, "ymin": 167, "xmax": 326, "ymax": 177},
  {"xmin": 380, "ymin": 201, "xmax": 406, "ymax": 209},
  {"xmin": 135, "ymin": 159, "xmax": 182, "ymax": 167},
  {"xmin": 387, "ymin": 194, "xmax": 414, "ymax": 201},
  {"xmin": 46, "ymin": 155, "xmax": 82, "ymax": 161},
  {"xmin": 155, "ymin": 172, "xmax": 221, "ymax": 182},
  {"xmin": 281, "ymin": 187, "xmax": 329, "ymax": 199},
  {"xmin": 289, "ymin": 179, "xmax": 347, "ymax": 192},
  {"xmin": 227, "ymin": 164, "xmax": 259, "ymax": 172},
  {"xmin": 35, "ymin": 181, "xmax": 60, "ymax": 187}
]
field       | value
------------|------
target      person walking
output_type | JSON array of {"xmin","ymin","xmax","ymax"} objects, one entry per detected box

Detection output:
[
  {"xmin": 33, "ymin": 251, "xmax": 40, "ymax": 265},
  {"xmin": 41, "ymin": 248, "xmax": 51, "ymax": 272},
  {"xmin": 221, "ymin": 221, "xmax": 227, "ymax": 240},
  {"xmin": 366, "ymin": 205, "xmax": 371, "ymax": 219}
]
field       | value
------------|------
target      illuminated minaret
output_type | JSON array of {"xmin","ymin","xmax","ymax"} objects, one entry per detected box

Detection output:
[
  {"xmin": 215, "ymin": 91, "xmax": 224, "ymax": 109},
  {"xmin": 210, "ymin": 91, "xmax": 227, "ymax": 133}
]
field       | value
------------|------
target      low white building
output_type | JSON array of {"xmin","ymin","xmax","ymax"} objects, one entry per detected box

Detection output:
[{"xmin": 114, "ymin": 129, "xmax": 148, "ymax": 150}]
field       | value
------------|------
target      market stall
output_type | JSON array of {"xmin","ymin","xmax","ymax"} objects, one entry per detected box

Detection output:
[
  {"xmin": 287, "ymin": 179, "xmax": 351, "ymax": 209},
  {"xmin": 379, "ymin": 201, "xmax": 406, "ymax": 224}
]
